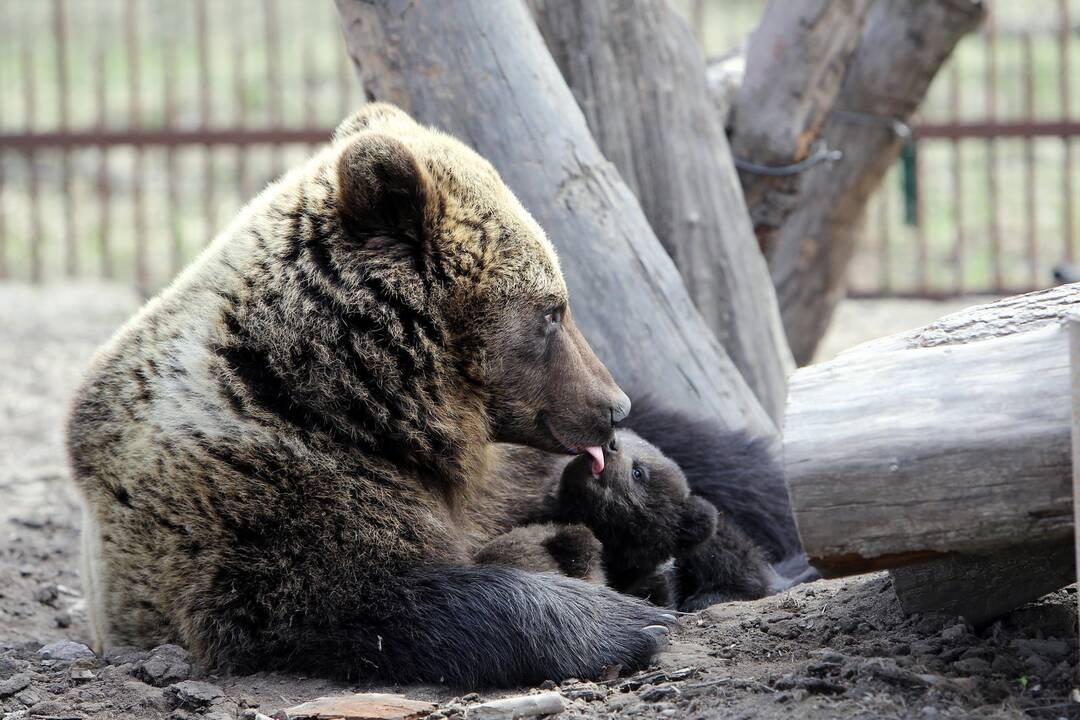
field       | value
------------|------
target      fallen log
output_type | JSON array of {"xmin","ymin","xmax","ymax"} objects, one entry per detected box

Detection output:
[
  {"xmin": 528, "ymin": 0, "xmax": 794, "ymax": 423},
  {"xmin": 785, "ymin": 285, "xmax": 1078, "ymax": 578},
  {"xmin": 335, "ymin": 0, "xmax": 775, "ymax": 438},
  {"xmin": 889, "ymin": 540, "xmax": 1075, "ymax": 626}
]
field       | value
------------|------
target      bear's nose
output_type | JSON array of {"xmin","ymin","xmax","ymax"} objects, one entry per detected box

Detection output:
[{"xmin": 610, "ymin": 391, "xmax": 631, "ymax": 426}]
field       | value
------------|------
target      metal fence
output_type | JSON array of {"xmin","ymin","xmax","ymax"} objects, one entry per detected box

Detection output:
[
  {"xmin": 1, "ymin": 0, "xmax": 1079, "ymax": 299},
  {"xmin": 0, "ymin": 0, "xmax": 360, "ymax": 295}
]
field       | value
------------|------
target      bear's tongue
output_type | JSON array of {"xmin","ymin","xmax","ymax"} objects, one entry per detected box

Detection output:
[{"xmin": 583, "ymin": 446, "xmax": 605, "ymax": 476}]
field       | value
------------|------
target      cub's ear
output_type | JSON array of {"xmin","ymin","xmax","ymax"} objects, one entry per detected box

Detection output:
[
  {"xmin": 332, "ymin": 103, "xmax": 416, "ymax": 142},
  {"xmin": 675, "ymin": 496, "xmax": 718, "ymax": 552},
  {"xmin": 336, "ymin": 133, "xmax": 433, "ymax": 245}
]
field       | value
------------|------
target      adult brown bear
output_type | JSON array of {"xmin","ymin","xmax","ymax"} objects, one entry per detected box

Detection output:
[{"xmin": 66, "ymin": 104, "xmax": 673, "ymax": 688}]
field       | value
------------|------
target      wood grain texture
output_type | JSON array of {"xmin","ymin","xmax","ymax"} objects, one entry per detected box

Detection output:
[
  {"xmin": 527, "ymin": 0, "xmax": 793, "ymax": 423},
  {"xmin": 890, "ymin": 540, "xmax": 1076, "ymax": 625},
  {"xmin": 730, "ymin": 0, "xmax": 871, "ymax": 250},
  {"xmin": 334, "ymin": 0, "xmax": 776, "ymax": 439},
  {"xmin": 785, "ymin": 285, "xmax": 1079, "ymax": 577},
  {"xmin": 766, "ymin": 0, "xmax": 985, "ymax": 364}
]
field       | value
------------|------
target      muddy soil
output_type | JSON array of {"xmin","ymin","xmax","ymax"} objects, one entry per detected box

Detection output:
[{"xmin": 1, "ymin": 283, "xmax": 1077, "ymax": 720}]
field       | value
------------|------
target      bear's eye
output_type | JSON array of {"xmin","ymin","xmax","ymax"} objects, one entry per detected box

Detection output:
[
  {"xmin": 631, "ymin": 464, "xmax": 645, "ymax": 482},
  {"xmin": 543, "ymin": 306, "xmax": 563, "ymax": 329}
]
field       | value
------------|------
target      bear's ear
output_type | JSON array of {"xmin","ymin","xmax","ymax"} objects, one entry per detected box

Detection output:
[
  {"xmin": 336, "ymin": 133, "xmax": 433, "ymax": 246},
  {"xmin": 675, "ymin": 496, "xmax": 718, "ymax": 552},
  {"xmin": 332, "ymin": 103, "xmax": 416, "ymax": 142}
]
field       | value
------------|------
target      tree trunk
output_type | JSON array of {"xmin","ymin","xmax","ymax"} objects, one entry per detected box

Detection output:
[
  {"xmin": 527, "ymin": 0, "xmax": 793, "ymax": 423},
  {"xmin": 785, "ymin": 286, "xmax": 1078, "ymax": 578},
  {"xmin": 729, "ymin": 0, "xmax": 872, "ymax": 251},
  {"xmin": 334, "ymin": 0, "xmax": 776, "ymax": 439},
  {"xmin": 762, "ymin": 0, "xmax": 986, "ymax": 364}
]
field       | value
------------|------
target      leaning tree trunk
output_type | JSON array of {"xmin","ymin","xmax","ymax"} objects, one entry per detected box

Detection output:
[
  {"xmin": 729, "ymin": 0, "xmax": 873, "ymax": 251},
  {"xmin": 753, "ymin": 0, "xmax": 986, "ymax": 364},
  {"xmin": 527, "ymin": 0, "xmax": 793, "ymax": 423},
  {"xmin": 785, "ymin": 285, "xmax": 1078, "ymax": 620},
  {"xmin": 335, "ymin": 0, "xmax": 776, "ymax": 439}
]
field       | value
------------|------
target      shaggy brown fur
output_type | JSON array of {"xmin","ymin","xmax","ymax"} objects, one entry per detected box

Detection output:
[{"xmin": 66, "ymin": 104, "xmax": 670, "ymax": 688}]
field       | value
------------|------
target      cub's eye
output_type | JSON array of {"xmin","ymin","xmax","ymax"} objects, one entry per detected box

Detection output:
[
  {"xmin": 543, "ymin": 306, "xmax": 563, "ymax": 329},
  {"xmin": 631, "ymin": 465, "xmax": 645, "ymax": 481}
]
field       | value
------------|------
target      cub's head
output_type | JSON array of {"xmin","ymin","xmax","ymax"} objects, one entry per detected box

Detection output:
[
  {"xmin": 329, "ymin": 104, "xmax": 630, "ymax": 456},
  {"xmin": 557, "ymin": 429, "xmax": 718, "ymax": 572}
]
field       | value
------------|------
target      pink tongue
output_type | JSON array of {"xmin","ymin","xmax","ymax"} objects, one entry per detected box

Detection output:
[{"xmin": 584, "ymin": 446, "xmax": 605, "ymax": 476}]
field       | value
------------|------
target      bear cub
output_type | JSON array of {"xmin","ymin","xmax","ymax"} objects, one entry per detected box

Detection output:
[{"xmin": 479, "ymin": 429, "xmax": 775, "ymax": 609}]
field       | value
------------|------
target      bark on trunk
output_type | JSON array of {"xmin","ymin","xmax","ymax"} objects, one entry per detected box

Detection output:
[
  {"xmin": 763, "ymin": 0, "xmax": 986, "ymax": 364},
  {"xmin": 334, "ymin": 0, "xmax": 776, "ymax": 438},
  {"xmin": 527, "ymin": 0, "xmax": 793, "ymax": 423},
  {"xmin": 729, "ymin": 0, "xmax": 872, "ymax": 250},
  {"xmin": 785, "ymin": 286, "xmax": 1078, "ymax": 578},
  {"xmin": 889, "ymin": 540, "xmax": 1076, "ymax": 626}
]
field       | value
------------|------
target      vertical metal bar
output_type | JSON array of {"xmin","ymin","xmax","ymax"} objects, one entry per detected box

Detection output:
[
  {"xmin": 1061, "ymin": 0, "xmax": 1075, "ymax": 264},
  {"xmin": 126, "ymin": 0, "xmax": 147, "ymax": 295},
  {"xmin": 878, "ymin": 186, "xmax": 891, "ymax": 294},
  {"xmin": 1023, "ymin": 32, "xmax": 1038, "ymax": 290},
  {"xmin": 22, "ymin": 21, "xmax": 42, "ymax": 283},
  {"xmin": 0, "ymin": 147, "xmax": 6, "ymax": 279},
  {"xmin": 233, "ymin": 2, "xmax": 250, "ymax": 199},
  {"xmin": 303, "ymin": 24, "xmax": 318, "ymax": 132},
  {"xmin": 164, "ymin": 5, "xmax": 181, "ymax": 278},
  {"xmin": 96, "ymin": 5, "xmax": 111, "ymax": 279},
  {"xmin": 950, "ymin": 60, "xmax": 965, "ymax": 295},
  {"xmin": 915, "ymin": 137, "xmax": 927, "ymax": 294},
  {"xmin": 690, "ymin": 0, "xmax": 706, "ymax": 49},
  {"xmin": 197, "ymin": 0, "xmax": 215, "ymax": 240},
  {"xmin": 337, "ymin": 21, "xmax": 352, "ymax": 122},
  {"xmin": 95, "ymin": 6, "xmax": 112, "ymax": 279},
  {"xmin": 53, "ymin": 0, "xmax": 76, "ymax": 276},
  {"xmin": 264, "ymin": 0, "xmax": 283, "ymax": 177},
  {"xmin": 986, "ymin": 11, "xmax": 1002, "ymax": 291}
]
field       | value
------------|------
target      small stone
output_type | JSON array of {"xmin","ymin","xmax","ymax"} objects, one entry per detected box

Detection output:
[
  {"xmin": 70, "ymin": 667, "xmax": 95, "ymax": 681},
  {"xmin": 14, "ymin": 688, "xmax": 42, "ymax": 707},
  {"xmin": 940, "ymin": 623, "xmax": 967, "ymax": 643},
  {"xmin": 138, "ymin": 645, "xmax": 193, "ymax": 687},
  {"xmin": 1011, "ymin": 638, "xmax": 1070, "ymax": 662},
  {"xmin": 104, "ymin": 645, "xmax": 150, "ymax": 666},
  {"xmin": 538, "ymin": 680, "xmax": 557, "ymax": 691},
  {"xmin": 640, "ymin": 684, "xmax": 680, "ymax": 702},
  {"xmin": 33, "ymin": 584, "xmax": 59, "ymax": 606},
  {"xmin": 666, "ymin": 667, "xmax": 696, "ymax": 682},
  {"xmin": 0, "ymin": 672, "xmax": 31, "ymax": 698},
  {"xmin": 460, "ymin": 693, "xmax": 480, "ymax": 703},
  {"xmin": 279, "ymin": 692, "xmax": 436, "ymax": 720},
  {"xmin": 951, "ymin": 658, "xmax": 990, "ymax": 675},
  {"xmin": 37, "ymin": 639, "xmax": 95, "ymax": 664},
  {"xmin": 564, "ymin": 686, "xmax": 606, "ymax": 702},
  {"xmin": 54, "ymin": 611, "xmax": 72, "ymax": 629},
  {"xmin": 165, "ymin": 680, "xmax": 225, "ymax": 710}
]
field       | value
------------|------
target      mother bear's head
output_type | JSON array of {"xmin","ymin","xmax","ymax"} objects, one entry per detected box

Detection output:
[{"xmin": 332, "ymin": 104, "xmax": 629, "ymax": 467}]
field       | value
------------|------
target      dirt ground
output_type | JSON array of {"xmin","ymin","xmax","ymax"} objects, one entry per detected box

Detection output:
[{"xmin": 1, "ymin": 283, "xmax": 1077, "ymax": 720}]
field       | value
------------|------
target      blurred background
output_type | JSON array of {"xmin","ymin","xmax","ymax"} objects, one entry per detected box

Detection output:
[{"xmin": 0, "ymin": 0, "xmax": 1077, "ymax": 301}]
